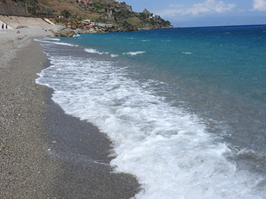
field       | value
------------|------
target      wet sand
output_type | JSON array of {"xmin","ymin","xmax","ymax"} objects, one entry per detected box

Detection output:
[
  {"xmin": 44, "ymin": 86, "xmax": 140, "ymax": 198},
  {"xmin": 0, "ymin": 34, "xmax": 140, "ymax": 198}
]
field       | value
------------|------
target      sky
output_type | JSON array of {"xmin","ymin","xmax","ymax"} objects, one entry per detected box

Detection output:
[{"xmin": 122, "ymin": 0, "xmax": 266, "ymax": 27}]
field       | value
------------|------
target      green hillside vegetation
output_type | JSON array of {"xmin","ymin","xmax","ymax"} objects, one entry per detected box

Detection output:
[{"xmin": 16, "ymin": 0, "xmax": 172, "ymax": 29}]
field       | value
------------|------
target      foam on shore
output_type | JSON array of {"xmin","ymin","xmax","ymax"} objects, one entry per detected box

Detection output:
[{"xmin": 36, "ymin": 37, "xmax": 266, "ymax": 199}]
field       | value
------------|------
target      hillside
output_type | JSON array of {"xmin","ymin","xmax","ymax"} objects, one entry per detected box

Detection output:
[
  {"xmin": 0, "ymin": 0, "xmax": 172, "ymax": 30},
  {"xmin": 39, "ymin": 0, "xmax": 172, "ymax": 29}
]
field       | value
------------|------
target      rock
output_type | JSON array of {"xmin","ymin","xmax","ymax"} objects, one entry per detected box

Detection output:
[
  {"xmin": 51, "ymin": 25, "xmax": 76, "ymax": 37},
  {"xmin": 60, "ymin": 28, "xmax": 75, "ymax": 37},
  {"xmin": 51, "ymin": 24, "xmax": 66, "ymax": 33},
  {"xmin": 76, "ymin": 29, "xmax": 83, "ymax": 34}
]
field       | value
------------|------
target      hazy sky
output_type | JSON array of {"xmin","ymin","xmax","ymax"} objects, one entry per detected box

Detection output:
[{"xmin": 123, "ymin": 0, "xmax": 266, "ymax": 27}]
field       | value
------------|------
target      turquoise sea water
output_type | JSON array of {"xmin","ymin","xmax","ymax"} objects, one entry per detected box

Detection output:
[
  {"xmin": 36, "ymin": 25, "xmax": 266, "ymax": 198},
  {"xmin": 71, "ymin": 26, "xmax": 266, "ymax": 100}
]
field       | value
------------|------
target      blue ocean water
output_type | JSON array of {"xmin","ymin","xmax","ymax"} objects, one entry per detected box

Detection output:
[{"xmin": 36, "ymin": 25, "xmax": 266, "ymax": 198}]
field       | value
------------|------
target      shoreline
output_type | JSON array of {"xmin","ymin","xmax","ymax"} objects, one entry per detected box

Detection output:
[
  {"xmin": 42, "ymin": 61, "xmax": 140, "ymax": 198},
  {"xmin": 0, "ymin": 33, "xmax": 140, "ymax": 198}
]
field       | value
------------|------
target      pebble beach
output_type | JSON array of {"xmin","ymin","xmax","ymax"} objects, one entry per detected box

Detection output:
[{"xmin": 0, "ymin": 27, "xmax": 139, "ymax": 198}]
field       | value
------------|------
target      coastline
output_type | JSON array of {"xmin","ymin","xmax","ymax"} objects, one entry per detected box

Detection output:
[
  {"xmin": 43, "ymin": 86, "xmax": 140, "ymax": 198},
  {"xmin": 0, "ymin": 32, "xmax": 140, "ymax": 198}
]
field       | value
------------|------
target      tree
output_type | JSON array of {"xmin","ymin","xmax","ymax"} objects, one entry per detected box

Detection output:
[{"xmin": 61, "ymin": 10, "xmax": 71, "ymax": 18}]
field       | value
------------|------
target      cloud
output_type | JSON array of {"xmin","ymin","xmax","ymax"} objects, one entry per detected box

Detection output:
[
  {"xmin": 252, "ymin": 0, "xmax": 266, "ymax": 11},
  {"xmin": 160, "ymin": 0, "xmax": 236, "ymax": 17},
  {"xmin": 169, "ymin": 4, "xmax": 184, "ymax": 8}
]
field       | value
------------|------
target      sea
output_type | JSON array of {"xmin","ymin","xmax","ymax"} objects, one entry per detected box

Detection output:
[{"xmin": 36, "ymin": 25, "xmax": 266, "ymax": 199}]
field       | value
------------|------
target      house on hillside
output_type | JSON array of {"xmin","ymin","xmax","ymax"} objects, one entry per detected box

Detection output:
[
  {"xmin": 149, "ymin": 14, "xmax": 160, "ymax": 19},
  {"xmin": 154, "ymin": 14, "xmax": 160, "ymax": 19}
]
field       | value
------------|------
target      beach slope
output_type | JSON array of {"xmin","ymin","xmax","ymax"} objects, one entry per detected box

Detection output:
[{"xmin": 0, "ymin": 29, "xmax": 140, "ymax": 198}]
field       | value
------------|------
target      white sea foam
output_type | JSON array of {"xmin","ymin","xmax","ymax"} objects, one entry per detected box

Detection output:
[
  {"xmin": 35, "ymin": 38, "xmax": 77, "ymax": 47},
  {"xmin": 35, "ymin": 37, "xmax": 60, "ymax": 42},
  {"xmin": 111, "ymin": 54, "xmax": 119, "ymax": 57},
  {"xmin": 36, "ymin": 39, "xmax": 266, "ymax": 199},
  {"xmin": 123, "ymin": 51, "xmax": 146, "ymax": 56},
  {"xmin": 46, "ymin": 37, "xmax": 61, "ymax": 41},
  {"xmin": 182, "ymin": 52, "xmax": 192, "ymax": 54},
  {"xmin": 52, "ymin": 42, "xmax": 78, "ymax": 46},
  {"xmin": 84, "ymin": 48, "xmax": 108, "ymax": 55}
]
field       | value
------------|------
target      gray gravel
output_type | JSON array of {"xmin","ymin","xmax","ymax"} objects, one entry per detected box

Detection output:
[
  {"xmin": 0, "ymin": 39, "xmax": 59, "ymax": 198},
  {"xmin": 0, "ymin": 38, "xmax": 140, "ymax": 198}
]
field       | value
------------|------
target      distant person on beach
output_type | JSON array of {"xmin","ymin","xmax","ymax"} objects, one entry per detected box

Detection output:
[
  {"xmin": 2, "ymin": 24, "xmax": 3, "ymax": 29},
  {"xmin": 6, "ymin": 24, "xmax": 7, "ymax": 29}
]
